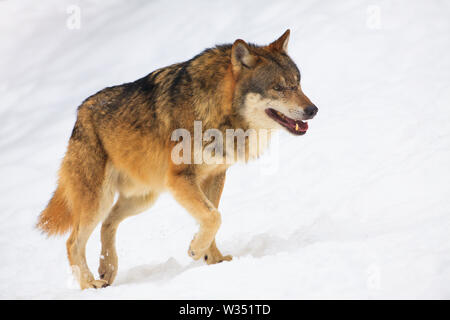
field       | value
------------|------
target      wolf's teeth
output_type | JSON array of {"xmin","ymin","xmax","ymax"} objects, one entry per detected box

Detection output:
[{"xmin": 295, "ymin": 123, "xmax": 299, "ymax": 131}]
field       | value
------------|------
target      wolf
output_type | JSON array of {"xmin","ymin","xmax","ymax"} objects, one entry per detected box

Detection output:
[{"xmin": 37, "ymin": 30, "xmax": 318, "ymax": 289}]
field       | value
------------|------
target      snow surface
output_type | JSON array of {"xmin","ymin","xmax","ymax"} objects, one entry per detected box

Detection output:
[{"xmin": 1, "ymin": 0, "xmax": 450, "ymax": 299}]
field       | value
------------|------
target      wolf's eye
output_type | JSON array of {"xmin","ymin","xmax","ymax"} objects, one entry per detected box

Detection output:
[{"xmin": 273, "ymin": 85, "xmax": 284, "ymax": 91}]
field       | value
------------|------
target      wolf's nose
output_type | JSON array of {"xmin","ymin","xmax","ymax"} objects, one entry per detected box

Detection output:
[{"xmin": 304, "ymin": 105, "xmax": 318, "ymax": 118}]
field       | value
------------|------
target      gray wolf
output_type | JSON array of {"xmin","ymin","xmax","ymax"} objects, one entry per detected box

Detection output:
[{"xmin": 37, "ymin": 30, "xmax": 318, "ymax": 289}]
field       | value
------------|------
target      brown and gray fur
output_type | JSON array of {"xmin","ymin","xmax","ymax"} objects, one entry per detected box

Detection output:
[{"xmin": 37, "ymin": 30, "xmax": 317, "ymax": 289}]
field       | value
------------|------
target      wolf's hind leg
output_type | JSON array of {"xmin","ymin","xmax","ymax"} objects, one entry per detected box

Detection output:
[
  {"xmin": 167, "ymin": 172, "xmax": 222, "ymax": 260},
  {"xmin": 63, "ymin": 119, "xmax": 116, "ymax": 289},
  {"xmin": 67, "ymin": 219, "xmax": 109, "ymax": 289},
  {"xmin": 201, "ymin": 172, "xmax": 232, "ymax": 264},
  {"xmin": 99, "ymin": 192, "xmax": 158, "ymax": 285},
  {"xmin": 66, "ymin": 170, "xmax": 116, "ymax": 289}
]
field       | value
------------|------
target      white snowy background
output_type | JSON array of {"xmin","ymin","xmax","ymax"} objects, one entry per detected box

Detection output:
[{"xmin": 1, "ymin": 0, "xmax": 449, "ymax": 299}]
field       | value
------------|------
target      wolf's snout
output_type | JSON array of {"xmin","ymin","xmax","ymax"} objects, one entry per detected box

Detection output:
[{"xmin": 304, "ymin": 105, "xmax": 318, "ymax": 119}]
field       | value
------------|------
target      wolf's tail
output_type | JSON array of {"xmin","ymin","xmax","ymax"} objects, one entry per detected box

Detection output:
[{"xmin": 37, "ymin": 183, "xmax": 72, "ymax": 236}]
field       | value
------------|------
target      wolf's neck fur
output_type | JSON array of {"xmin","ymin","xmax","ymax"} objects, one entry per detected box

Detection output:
[
  {"xmin": 185, "ymin": 46, "xmax": 272, "ymax": 161},
  {"xmin": 144, "ymin": 45, "xmax": 248, "ymax": 132}
]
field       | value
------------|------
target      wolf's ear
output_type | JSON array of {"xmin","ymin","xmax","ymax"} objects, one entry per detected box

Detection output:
[
  {"xmin": 269, "ymin": 29, "xmax": 290, "ymax": 53},
  {"xmin": 231, "ymin": 39, "xmax": 257, "ymax": 74}
]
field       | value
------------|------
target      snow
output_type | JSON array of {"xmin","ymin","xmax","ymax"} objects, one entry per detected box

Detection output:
[{"xmin": 1, "ymin": 0, "xmax": 450, "ymax": 299}]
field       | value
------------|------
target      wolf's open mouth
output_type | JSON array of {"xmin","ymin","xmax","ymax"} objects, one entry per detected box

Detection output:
[{"xmin": 265, "ymin": 108, "xmax": 308, "ymax": 135}]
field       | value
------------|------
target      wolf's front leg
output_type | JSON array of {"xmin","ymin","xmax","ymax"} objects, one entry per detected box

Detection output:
[
  {"xmin": 201, "ymin": 172, "xmax": 232, "ymax": 264},
  {"xmin": 167, "ymin": 172, "xmax": 221, "ymax": 260}
]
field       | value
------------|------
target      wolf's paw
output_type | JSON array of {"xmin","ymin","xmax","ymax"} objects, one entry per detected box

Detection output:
[
  {"xmin": 98, "ymin": 262, "xmax": 117, "ymax": 285},
  {"xmin": 98, "ymin": 269, "xmax": 116, "ymax": 285},
  {"xmin": 188, "ymin": 237, "xmax": 210, "ymax": 261},
  {"xmin": 204, "ymin": 253, "xmax": 233, "ymax": 265},
  {"xmin": 98, "ymin": 252, "xmax": 118, "ymax": 285},
  {"xmin": 188, "ymin": 245, "xmax": 209, "ymax": 261},
  {"xmin": 81, "ymin": 279, "xmax": 109, "ymax": 290}
]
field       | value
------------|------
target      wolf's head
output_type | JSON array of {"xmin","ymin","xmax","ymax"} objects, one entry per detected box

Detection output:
[{"xmin": 232, "ymin": 30, "xmax": 318, "ymax": 135}]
